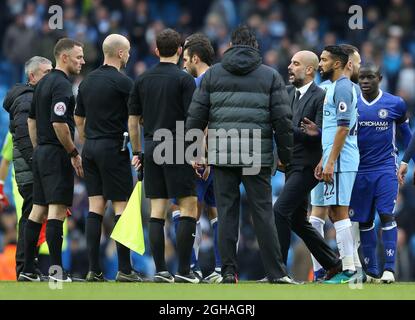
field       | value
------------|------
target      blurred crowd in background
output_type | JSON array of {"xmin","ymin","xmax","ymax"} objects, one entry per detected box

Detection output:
[{"xmin": 0, "ymin": 0, "xmax": 415, "ymax": 281}]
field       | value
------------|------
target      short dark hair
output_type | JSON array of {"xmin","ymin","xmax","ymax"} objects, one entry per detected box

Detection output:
[
  {"xmin": 339, "ymin": 44, "xmax": 359, "ymax": 57},
  {"xmin": 360, "ymin": 62, "xmax": 381, "ymax": 76},
  {"xmin": 156, "ymin": 28, "xmax": 181, "ymax": 57},
  {"xmin": 323, "ymin": 45, "xmax": 349, "ymax": 68},
  {"xmin": 54, "ymin": 38, "xmax": 83, "ymax": 59},
  {"xmin": 184, "ymin": 33, "xmax": 214, "ymax": 66},
  {"xmin": 231, "ymin": 25, "xmax": 258, "ymax": 49}
]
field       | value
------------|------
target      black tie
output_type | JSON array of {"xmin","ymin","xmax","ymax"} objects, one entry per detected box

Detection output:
[
  {"xmin": 293, "ymin": 90, "xmax": 301, "ymax": 124},
  {"xmin": 294, "ymin": 89, "xmax": 301, "ymax": 104}
]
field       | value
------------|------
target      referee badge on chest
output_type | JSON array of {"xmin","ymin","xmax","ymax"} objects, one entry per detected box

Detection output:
[{"xmin": 54, "ymin": 102, "xmax": 66, "ymax": 116}]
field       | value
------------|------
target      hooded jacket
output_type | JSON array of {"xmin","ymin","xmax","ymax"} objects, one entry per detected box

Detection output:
[
  {"xmin": 186, "ymin": 45, "xmax": 293, "ymax": 167},
  {"xmin": 3, "ymin": 83, "xmax": 34, "ymax": 186}
]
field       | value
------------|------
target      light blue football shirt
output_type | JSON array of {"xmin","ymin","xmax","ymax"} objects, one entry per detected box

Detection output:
[{"xmin": 322, "ymin": 75, "xmax": 359, "ymax": 172}]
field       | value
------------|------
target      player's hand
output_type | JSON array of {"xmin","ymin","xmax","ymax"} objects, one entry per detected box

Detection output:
[
  {"xmin": 314, "ymin": 159, "xmax": 323, "ymax": 180},
  {"xmin": 71, "ymin": 154, "xmax": 84, "ymax": 178},
  {"xmin": 201, "ymin": 165, "xmax": 211, "ymax": 181},
  {"xmin": 131, "ymin": 154, "xmax": 143, "ymax": 171},
  {"xmin": 398, "ymin": 162, "xmax": 408, "ymax": 186},
  {"xmin": 277, "ymin": 160, "xmax": 286, "ymax": 172},
  {"xmin": 0, "ymin": 183, "xmax": 9, "ymax": 212},
  {"xmin": 322, "ymin": 162, "xmax": 334, "ymax": 184},
  {"xmin": 301, "ymin": 118, "xmax": 320, "ymax": 136}
]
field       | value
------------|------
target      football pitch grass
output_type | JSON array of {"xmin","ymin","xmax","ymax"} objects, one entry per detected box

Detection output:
[{"xmin": 0, "ymin": 281, "xmax": 415, "ymax": 300}]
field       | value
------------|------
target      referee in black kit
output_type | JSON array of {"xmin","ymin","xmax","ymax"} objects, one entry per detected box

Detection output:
[
  {"xmin": 128, "ymin": 28, "xmax": 199, "ymax": 283},
  {"xmin": 74, "ymin": 34, "xmax": 141, "ymax": 282},
  {"xmin": 19, "ymin": 38, "xmax": 84, "ymax": 282}
]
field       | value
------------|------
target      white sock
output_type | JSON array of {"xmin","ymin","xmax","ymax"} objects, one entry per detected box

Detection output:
[
  {"xmin": 210, "ymin": 217, "xmax": 217, "ymax": 227},
  {"xmin": 334, "ymin": 218, "xmax": 355, "ymax": 272},
  {"xmin": 193, "ymin": 220, "xmax": 202, "ymax": 259},
  {"xmin": 351, "ymin": 221, "xmax": 362, "ymax": 268},
  {"xmin": 172, "ymin": 210, "xmax": 181, "ymax": 219},
  {"xmin": 309, "ymin": 216, "xmax": 325, "ymax": 272}
]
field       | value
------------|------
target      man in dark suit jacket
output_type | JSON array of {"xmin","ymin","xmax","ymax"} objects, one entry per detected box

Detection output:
[{"xmin": 273, "ymin": 51, "xmax": 341, "ymax": 280}]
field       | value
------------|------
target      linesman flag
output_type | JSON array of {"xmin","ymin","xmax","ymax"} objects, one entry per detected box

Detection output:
[{"xmin": 111, "ymin": 181, "xmax": 145, "ymax": 254}]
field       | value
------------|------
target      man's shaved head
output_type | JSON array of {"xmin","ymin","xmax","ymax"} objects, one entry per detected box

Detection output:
[
  {"xmin": 102, "ymin": 34, "xmax": 131, "ymax": 68},
  {"xmin": 102, "ymin": 34, "xmax": 130, "ymax": 57},
  {"xmin": 295, "ymin": 50, "xmax": 320, "ymax": 71},
  {"xmin": 288, "ymin": 50, "xmax": 319, "ymax": 87}
]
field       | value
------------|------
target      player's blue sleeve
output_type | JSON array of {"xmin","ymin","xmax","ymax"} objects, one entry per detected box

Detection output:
[
  {"xmin": 399, "ymin": 120, "xmax": 412, "ymax": 149},
  {"xmin": 334, "ymin": 80, "xmax": 353, "ymax": 127},
  {"xmin": 402, "ymin": 133, "xmax": 415, "ymax": 163},
  {"xmin": 396, "ymin": 97, "xmax": 408, "ymax": 125}
]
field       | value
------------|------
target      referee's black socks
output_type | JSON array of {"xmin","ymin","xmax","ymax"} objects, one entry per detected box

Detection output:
[
  {"xmin": 149, "ymin": 217, "xmax": 167, "ymax": 272},
  {"xmin": 46, "ymin": 219, "xmax": 64, "ymax": 269},
  {"xmin": 176, "ymin": 216, "xmax": 196, "ymax": 275},
  {"xmin": 23, "ymin": 219, "xmax": 42, "ymax": 273},
  {"xmin": 86, "ymin": 212, "xmax": 103, "ymax": 273},
  {"xmin": 114, "ymin": 214, "xmax": 132, "ymax": 274}
]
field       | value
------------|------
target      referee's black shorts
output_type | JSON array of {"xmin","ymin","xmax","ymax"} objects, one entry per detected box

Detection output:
[
  {"xmin": 82, "ymin": 138, "xmax": 133, "ymax": 201},
  {"xmin": 144, "ymin": 151, "xmax": 197, "ymax": 199},
  {"xmin": 32, "ymin": 144, "xmax": 74, "ymax": 206}
]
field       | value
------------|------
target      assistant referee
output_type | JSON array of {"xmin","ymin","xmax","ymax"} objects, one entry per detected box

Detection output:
[
  {"xmin": 19, "ymin": 38, "xmax": 84, "ymax": 282},
  {"xmin": 74, "ymin": 34, "xmax": 140, "ymax": 282},
  {"xmin": 128, "ymin": 28, "xmax": 199, "ymax": 283}
]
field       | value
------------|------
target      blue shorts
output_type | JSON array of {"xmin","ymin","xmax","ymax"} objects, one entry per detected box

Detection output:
[
  {"xmin": 311, "ymin": 172, "xmax": 357, "ymax": 207},
  {"xmin": 349, "ymin": 171, "xmax": 398, "ymax": 223},
  {"xmin": 311, "ymin": 182, "xmax": 325, "ymax": 206},
  {"xmin": 171, "ymin": 169, "xmax": 216, "ymax": 207}
]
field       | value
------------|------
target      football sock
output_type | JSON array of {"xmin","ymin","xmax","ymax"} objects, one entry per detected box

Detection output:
[
  {"xmin": 334, "ymin": 218, "xmax": 355, "ymax": 272},
  {"xmin": 191, "ymin": 220, "xmax": 202, "ymax": 269},
  {"xmin": 176, "ymin": 216, "xmax": 196, "ymax": 275},
  {"xmin": 149, "ymin": 217, "xmax": 167, "ymax": 272},
  {"xmin": 211, "ymin": 217, "xmax": 221, "ymax": 270},
  {"xmin": 382, "ymin": 221, "xmax": 397, "ymax": 273},
  {"xmin": 172, "ymin": 210, "xmax": 180, "ymax": 241},
  {"xmin": 351, "ymin": 221, "xmax": 362, "ymax": 268},
  {"xmin": 309, "ymin": 216, "xmax": 325, "ymax": 272},
  {"xmin": 114, "ymin": 214, "xmax": 132, "ymax": 274},
  {"xmin": 86, "ymin": 212, "xmax": 103, "ymax": 273},
  {"xmin": 46, "ymin": 219, "xmax": 64, "ymax": 268},
  {"xmin": 23, "ymin": 219, "xmax": 42, "ymax": 273},
  {"xmin": 360, "ymin": 223, "xmax": 379, "ymax": 276}
]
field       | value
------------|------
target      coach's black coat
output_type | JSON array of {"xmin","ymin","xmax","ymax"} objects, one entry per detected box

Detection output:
[
  {"xmin": 3, "ymin": 83, "xmax": 34, "ymax": 186},
  {"xmin": 286, "ymin": 83, "xmax": 325, "ymax": 168},
  {"xmin": 186, "ymin": 45, "xmax": 293, "ymax": 167}
]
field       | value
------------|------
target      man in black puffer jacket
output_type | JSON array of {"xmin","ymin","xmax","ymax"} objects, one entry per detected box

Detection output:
[
  {"xmin": 186, "ymin": 26, "xmax": 297, "ymax": 284},
  {"xmin": 2, "ymin": 56, "xmax": 52, "ymax": 277}
]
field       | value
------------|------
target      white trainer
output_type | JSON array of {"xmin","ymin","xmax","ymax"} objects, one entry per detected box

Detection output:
[
  {"xmin": 366, "ymin": 274, "xmax": 381, "ymax": 284},
  {"xmin": 380, "ymin": 270, "xmax": 395, "ymax": 284}
]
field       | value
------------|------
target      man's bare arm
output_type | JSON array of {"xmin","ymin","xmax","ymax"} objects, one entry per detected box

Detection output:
[
  {"xmin": 74, "ymin": 115, "xmax": 86, "ymax": 144},
  {"xmin": 28, "ymin": 118, "xmax": 37, "ymax": 147},
  {"xmin": 128, "ymin": 115, "xmax": 142, "ymax": 152},
  {"xmin": 53, "ymin": 122, "xmax": 83, "ymax": 177}
]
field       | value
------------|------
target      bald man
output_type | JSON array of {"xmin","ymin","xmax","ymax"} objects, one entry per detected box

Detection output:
[
  {"xmin": 260, "ymin": 50, "xmax": 341, "ymax": 282},
  {"xmin": 74, "ymin": 34, "xmax": 141, "ymax": 282}
]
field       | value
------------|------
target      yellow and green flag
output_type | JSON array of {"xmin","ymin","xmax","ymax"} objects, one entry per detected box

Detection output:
[{"xmin": 110, "ymin": 182, "xmax": 145, "ymax": 255}]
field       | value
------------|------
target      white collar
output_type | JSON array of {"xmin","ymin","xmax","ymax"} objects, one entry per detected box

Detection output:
[
  {"xmin": 296, "ymin": 81, "xmax": 313, "ymax": 99},
  {"xmin": 361, "ymin": 89, "xmax": 383, "ymax": 106}
]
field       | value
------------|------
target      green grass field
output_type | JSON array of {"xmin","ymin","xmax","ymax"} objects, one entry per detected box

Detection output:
[{"xmin": 0, "ymin": 282, "xmax": 415, "ymax": 300}]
